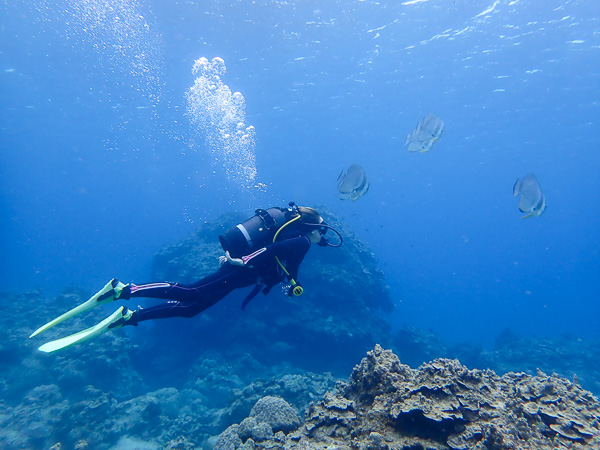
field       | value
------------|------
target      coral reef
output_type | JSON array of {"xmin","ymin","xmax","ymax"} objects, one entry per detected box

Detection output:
[
  {"xmin": 4, "ymin": 211, "xmax": 600, "ymax": 449},
  {"xmin": 248, "ymin": 396, "xmax": 301, "ymax": 433},
  {"xmin": 392, "ymin": 327, "xmax": 600, "ymax": 398},
  {"xmin": 0, "ymin": 367, "xmax": 337, "ymax": 449},
  {"xmin": 215, "ymin": 396, "xmax": 301, "ymax": 450},
  {"xmin": 392, "ymin": 325, "xmax": 449, "ymax": 369},
  {"xmin": 220, "ymin": 345, "xmax": 600, "ymax": 450},
  {"xmin": 475, "ymin": 330, "xmax": 600, "ymax": 395}
]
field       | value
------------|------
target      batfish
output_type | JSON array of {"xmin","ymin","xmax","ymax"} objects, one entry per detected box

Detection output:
[
  {"xmin": 405, "ymin": 113, "xmax": 445, "ymax": 153},
  {"xmin": 513, "ymin": 173, "xmax": 547, "ymax": 219},
  {"xmin": 337, "ymin": 164, "xmax": 370, "ymax": 201}
]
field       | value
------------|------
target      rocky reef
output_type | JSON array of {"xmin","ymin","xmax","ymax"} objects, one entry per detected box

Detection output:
[
  {"xmin": 392, "ymin": 327, "xmax": 600, "ymax": 399},
  {"xmin": 477, "ymin": 330, "xmax": 600, "ymax": 396},
  {"xmin": 218, "ymin": 345, "xmax": 600, "ymax": 450},
  {"xmin": 3, "ymin": 209, "xmax": 600, "ymax": 449},
  {"xmin": 0, "ymin": 347, "xmax": 338, "ymax": 449}
]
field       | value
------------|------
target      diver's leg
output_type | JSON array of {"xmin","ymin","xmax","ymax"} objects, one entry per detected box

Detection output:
[
  {"xmin": 124, "ymin": 300, "xmax": 208, "ymax": 325},
  {"xmin": 122, "ymin": 265, "xmax": 255, "ymax": 324},
  {"xmin": 120, "ymin": 264, "xmax": 241, "ymax": 303}
]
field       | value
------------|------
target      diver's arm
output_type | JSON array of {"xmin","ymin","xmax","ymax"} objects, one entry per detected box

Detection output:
[
  {"xmin": 268, "ymin": 236, "xmax": 310, "ymax": 281},
  {"xmin": 268, "ymin": 236, "xmax": 310, "ymax": 297},
  {"xmin": 225, "ymin": 236, "xmax": 310, "ymax": 271},
  {"xmin": 269, "ymin": 236, "xmax": 311, "ymax": 258}
]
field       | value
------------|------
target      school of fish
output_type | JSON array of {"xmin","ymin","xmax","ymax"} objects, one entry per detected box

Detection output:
[{"xmin": 338, "ymin": 113, "xmax": 546, "ymax": 219}]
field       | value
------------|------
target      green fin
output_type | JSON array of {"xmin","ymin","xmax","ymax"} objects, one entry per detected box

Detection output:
[
  {"xmin": 38, "ymin": 306, "xmax": 131, "ymax": 353},
  {"xmin": 30, "ymin": 279, "xmax": 126, "ymax": 338}
]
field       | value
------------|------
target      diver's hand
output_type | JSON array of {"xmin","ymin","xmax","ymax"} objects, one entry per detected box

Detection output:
[
  {"xmin": 226, "ymin": 251, "xmax": 245, "ymax": 267},
  {"xmin": 219, "ymin": 251, "xmax": 244, "ymax": 266}
]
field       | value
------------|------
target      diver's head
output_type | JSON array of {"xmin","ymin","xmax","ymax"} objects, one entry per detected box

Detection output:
[
  {"xmin": 286, "ymin": 202, "xmax": 342, "ymax": 247},
  {"xmin": 297, "ymin": 206, "xmax": 323, "ymax": 227},
  {"xmin": 296, "ymin": 206, "xmax": 328, "ymax": 244}
]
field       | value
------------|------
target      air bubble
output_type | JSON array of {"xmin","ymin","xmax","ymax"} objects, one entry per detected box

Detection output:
[{"xmin": 185, "ymin": 57, "xmax": 257, "ymax": 189}]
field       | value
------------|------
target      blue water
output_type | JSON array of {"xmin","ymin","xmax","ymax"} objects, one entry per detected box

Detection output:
[{"xmin": 1, "ymin": 0, "xmax": 599, "ymax": 348}]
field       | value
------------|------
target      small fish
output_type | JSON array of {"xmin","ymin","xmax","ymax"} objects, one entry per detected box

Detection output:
[
  {"xmin": 405, "ymin": 113, "xmax": 445, "ymax": 153},
  {"xmin": 513, "ymin": 173, "xmax": 547, "ymax": 219},
  {"xmin": 337, "ymin": 164, "xmax": 370, "ymax": 201}
]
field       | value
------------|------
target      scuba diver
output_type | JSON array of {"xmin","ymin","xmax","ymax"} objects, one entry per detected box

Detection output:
[{"xmin": 30, "ymin": 202, "xmax": 343, "ymax": 353}]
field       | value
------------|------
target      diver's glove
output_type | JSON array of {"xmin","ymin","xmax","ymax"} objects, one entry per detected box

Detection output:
[
  {"xmin": 220, "ymin": 250, "xmax": 245, "ymax": 267},
  {"xmin": 221, "ymin": 248, "xmax": 268, "ymax": 267}
]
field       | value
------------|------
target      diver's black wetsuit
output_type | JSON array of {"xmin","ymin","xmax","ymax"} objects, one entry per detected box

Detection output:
[{"xmin": 119, "ymin": 235, "xmax": 311, "ymax": 325}]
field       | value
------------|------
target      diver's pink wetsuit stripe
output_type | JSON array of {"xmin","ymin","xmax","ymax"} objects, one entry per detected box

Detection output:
[
  {"xmin": 130, "ymin": 282, "xmax": 172, "ymax": 294},
  {"xmin": 242, "ymin": 247, "xmax": 267, "ymax": 264}
]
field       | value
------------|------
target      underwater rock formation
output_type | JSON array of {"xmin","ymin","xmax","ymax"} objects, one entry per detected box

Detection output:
[
  {"xmin": 475, "ymin": 330, "xmax": 600, "ymax": 396},
  {"xmin": 212, "ymin": 369, "xmax": 339, "ymax": 430},
  {"xmin": 249, "ymin": 396, "xmax": 301, "ymax": 434},
  {"xmin": 0, "ymin": 358, "xmax": 336, "ymax": 449},
  {"xmin": 6, "ymin": 208, "xmax": 600, "ymax": 449},
  {"xmin": 392, "ymin": 325, "xmax": 450, "ymax": 368},
  {"xmin": 220, "ymin": 345, "xmax": 600, "ymax": 450},
  {"xmin": 215, "ymin": 396, "xmax": 302, "ymax": 450}
]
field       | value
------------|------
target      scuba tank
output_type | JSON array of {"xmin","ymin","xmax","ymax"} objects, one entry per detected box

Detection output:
[{"xmin": 219, "ymin": 206, "xmax": 297, "ymax": 258}]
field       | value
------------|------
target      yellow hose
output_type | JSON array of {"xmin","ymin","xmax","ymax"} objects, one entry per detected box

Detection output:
[{"xmin": 272, "ymin": 213, "xmax": 303, "ymax": 296}]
